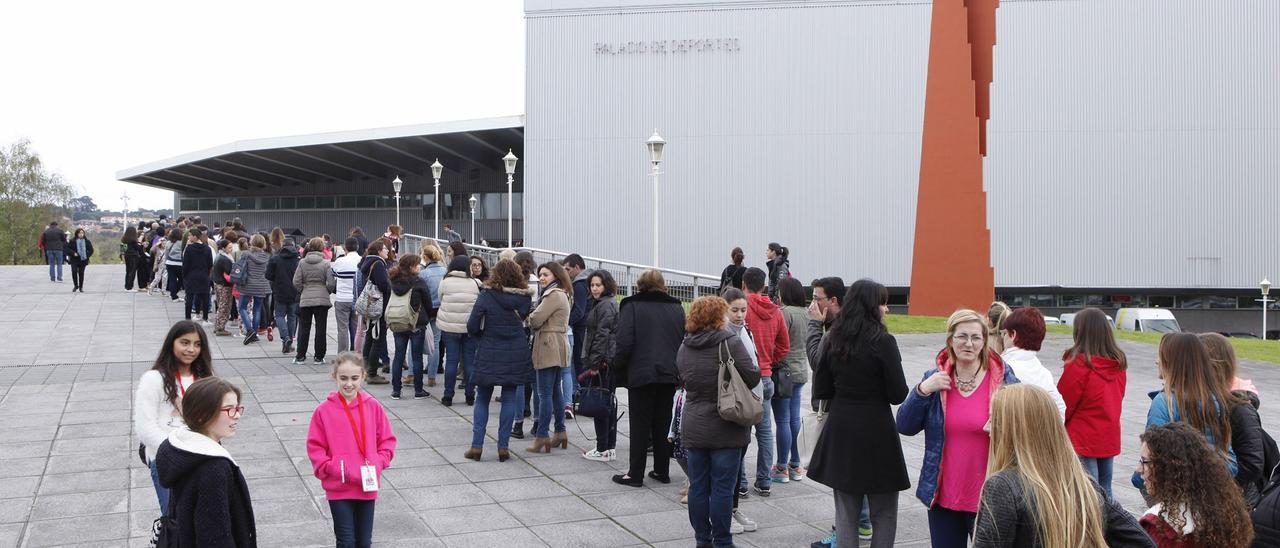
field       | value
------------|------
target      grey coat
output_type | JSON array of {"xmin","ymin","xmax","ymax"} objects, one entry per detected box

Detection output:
[
  {"xmin": 582, "ymin": 296, "xmax": 619, "ymax": 370},
  {"xmin": 238, "ymin": 249, "xmax": 272, "ymax": 297},
  {"xmin": 292, "ymin": 253, "xmax": 336, "ymax": 308},
  {"xmin": 779, "ymin": 305, "xmax": 811, "ymax": 384},
  {"xmin": 676, "ymin": 329, "xmax": 760, "ymax": 450}
]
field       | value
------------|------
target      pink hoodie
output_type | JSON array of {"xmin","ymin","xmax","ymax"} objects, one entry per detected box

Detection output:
[{"xmin": 306, "ymin": 391, "xmax": 397, "ymax": 500}]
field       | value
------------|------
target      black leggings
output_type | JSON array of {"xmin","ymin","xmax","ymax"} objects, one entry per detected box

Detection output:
[{"xmin": 626, "ymin": 383, "xmax": 676, "ymax": 478}]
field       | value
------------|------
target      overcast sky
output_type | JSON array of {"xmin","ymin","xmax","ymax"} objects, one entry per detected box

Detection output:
[{"xmin": 0, "ymin": 1, "xmax": 525, "ymax": 210}]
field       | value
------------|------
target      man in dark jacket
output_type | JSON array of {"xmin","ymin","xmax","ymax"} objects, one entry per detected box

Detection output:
[
  {"xmin": 612, "ymin": 270, "xmax": 686, "ymax": 487},
  {"xmin": 265, "ymin": 243, "xmax": 301, "ymax": 354},
  {"xmin": 41, "ymin": 221, "xmax": 66, "ymax": 282},
  {"xmin": 563, "ymin": 253, "xmax": 593, "ymax": 378}
]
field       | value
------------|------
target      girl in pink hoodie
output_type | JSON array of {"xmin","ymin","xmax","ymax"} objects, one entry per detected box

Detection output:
[{"xmin": 307, "ymin": 352, "xmax": 397, "ymax": 547}]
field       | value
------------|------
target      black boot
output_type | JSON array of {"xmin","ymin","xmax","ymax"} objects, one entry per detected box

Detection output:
[{"xmin": 510, "ymin": 421, "xmax": 525, "ymax": 439}]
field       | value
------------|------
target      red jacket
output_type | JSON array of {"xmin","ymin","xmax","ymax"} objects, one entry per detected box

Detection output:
[
  {"xmin": 1140, "ymin": 508, "xmax": 1203, "ymax": 548},
  {"xmin": 1057, "ymin": 354, "xmax": 1126, "ymax": 458},
  {"xmin": 745, "ymin": 293, "xmax": 789, "ymax": 378},
  {"xmin": 306, "ymin": 392, "xmax": 397, "ymax": 500}
]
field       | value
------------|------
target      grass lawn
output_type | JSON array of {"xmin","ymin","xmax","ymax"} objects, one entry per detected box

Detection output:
[{"xmin": 885, "ymin": 315, "xmax": 1280, "ymax": 366}]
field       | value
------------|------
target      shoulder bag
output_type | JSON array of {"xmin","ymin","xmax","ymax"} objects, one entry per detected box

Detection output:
[{"xmin": 717, "ymin": 340, "xmax": 763, "ymax": 426}]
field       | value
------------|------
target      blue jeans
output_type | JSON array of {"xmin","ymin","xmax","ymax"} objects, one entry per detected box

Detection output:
[
  {"xmin": 425, "ymin": 319, "xmax": 442, "ymax": 379},
  {"xmin": 563, "ymin": 332, "xmax": 578, "ymax": 402},
  {"xmin": 740, "ymin": 377, "xmax": 775, "ymax": 490},
  {"xmin": 772, "ymin": 381, "xmax": 805, "ymax": 468},
  {"xmin": 535, "ymin": 367, "xmax": 567, "ymax": 438},
  {"xmin": 46, "ymin": 250, "xmax": 63, "ymax": 281},
  {"xmin": 149, "ymin": 459, "xmax": 170, "ymax": 517},
  {"xmin": 1080, "ymin": 457, "xmax": 1115, "ymax": 498},
  {"xmin": 274, "ymin": 301, "xmax": 298, "ymax": 341},
  {"xmin": 472, "ymin": 384, "xmax": 523, "ymax": 449},
  {"xmin": 687, "ymin": 447, "xmax": 739, "ymax": 547},
  {"xmin": 441, "ymin": 332, "xmax": 476, "ymax": 400},
  {"xmin": 328, "ymin": 499, "xmax": 375, "ymax": 548},
  {"xmin": 392, "ymin": 328, "xmax": 425, "ymax": 395},
  {"xmin": 237, "ymin": 295, "xmax": 265, "ymax": 332}
]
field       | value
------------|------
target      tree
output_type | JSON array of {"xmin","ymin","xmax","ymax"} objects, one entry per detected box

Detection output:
[
  {"xmin": 69, "ymin": 195, "xmax": 97, "ymax": 213},
  {"xmin": 0, "ymin": 140, "xmax": 75, "ymax": 264}
]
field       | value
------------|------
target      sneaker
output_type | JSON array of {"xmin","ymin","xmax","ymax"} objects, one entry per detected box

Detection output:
[
  {"xmin": 732, "ymin": 510, "xmax": 758, "ymax": 532},
  {"xmin": 242, "ymin": 331, "xmax": 259, "ymax": 345},
  {"xmin": 752, "ymin": 484, "xmax": 771, "ymax": 497},
  {"xmin": 564, "ymin": 406, "xmax": 574, "ymax": 420},
  {"xmin": 582, "ymin": 449, "xmax": 615, "ymax": 462},
  {"xmin": 789, "ymin": 465, "xmax": 806, "ymax": 482},
  {"xmin": 859, "ymin": 525, "xmax": 873, "ymax": 540},
  {"xmin": 390, "ymin": 392, "xmax": 401, "ymax": 400},
  {"xmin": 736, "ymin": 486, "xmax": 749, "ymax": 500},
  {"xmin": 730, "ymin": 520, "xmax": 745, "ymax": 535},
  {"xmin": 177, "ymin": 296, "xmax": 185, "ymax": 302},
  {"xmin": 314, "ymin": 357, "xmax": 325, "ymax": 365},
  {"xmin": 281, "ymin": 340, "xmax": 291, "ymax": 354},
  {"xmin": 291, "ymin": 357, "xmax": 306, "ymax": 365},
  {"xmin": 366, "ymin": 375, "xmax": 390, "ymax": 385},
  {"xmin": 810, "ymin": 527, "xmax": 836, "ymax": 548},
  {"xmin": 771, "ymin": 464, "xmax": 791, "ymax": 484}
]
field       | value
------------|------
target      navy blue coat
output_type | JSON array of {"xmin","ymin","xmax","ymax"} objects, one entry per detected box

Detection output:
[{"xmin": 467, "ymin": 286, "xmax": 535, "ymax": 387}]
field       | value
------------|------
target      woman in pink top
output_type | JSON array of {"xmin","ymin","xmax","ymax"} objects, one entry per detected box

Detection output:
[
  {"xmin": 896, "ymin": 309, "xmax": 1020, "ymax": 548},
  {"xmin": 307, "ymin": 352, "xmax": 397, "ymax": 548}
]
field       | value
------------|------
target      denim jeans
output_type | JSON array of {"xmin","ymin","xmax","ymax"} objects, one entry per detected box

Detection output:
[
  {"xmin": 149, "ymin": 459, "xmax": 170, "ymax": 517},
  {"xmin": 562, "ymin": 331, "xmax": 577, "ymax": 403},
  {"xmin": 274, "ymin": 301, "xmax": 299, "ymax": 342},
  {"xmin": 739, "ymin": 377, "xmax": 774, "ymax": 490},
  {"xmin": 425, "ymin": 319, "xmax": 442, "ymax": 379},
  {"xmin": 472, "ymin": 384, "xmax": 523, "ymax": 449},
  {"xmin": 772, "ymin": 381, "xmax": 805, "ymax": 468},
  {"xmin": 329, "ymin": 498, "xmax": 375, "ymax": 548},
  {"xmin": 46, "ymin": 250, "xmax": 63, "ymax": 281},
  {"xmin": 687, "ymin": 447, "xmax": 739, "ymax": 547},
  {"xmin": 1080, "ymin": 456, "xmax": 1115, "ymax": 498},
  {"xmin": 441, "ymin": 332, "xmax": 476, "ymax": 400},
  {"xmin": 535, "ymin": 367, "xmax": 567, "ymax": 438},
  {"xmin": 237, "ymin": 295, "xmax": 265, "ymax": 332},
  {"xmin": 392, "ymin": 328, "xmax": 425, "ymax": 395}
]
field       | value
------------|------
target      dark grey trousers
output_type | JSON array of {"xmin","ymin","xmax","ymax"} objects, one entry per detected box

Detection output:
[{"xmin": 834, "ymin": 489, "xmax": 898, "ymax": 548}]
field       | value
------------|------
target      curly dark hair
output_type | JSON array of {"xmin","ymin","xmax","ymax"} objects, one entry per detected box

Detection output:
[
  {"xmin": 1140, "ymin": 422, "xmax": 1254, "ymax": 547},
  {"xmin": 487, "ymin": 259, "xmax": 528, "ymax": 290}
]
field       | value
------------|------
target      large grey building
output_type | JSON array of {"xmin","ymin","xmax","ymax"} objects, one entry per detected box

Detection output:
[{"xmin": 120, "ymin": 0, "xmax": 1280, "ymax": 331}]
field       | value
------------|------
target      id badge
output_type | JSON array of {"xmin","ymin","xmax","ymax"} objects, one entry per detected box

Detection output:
[{"xmin": 360, "ymin": 464, "xmax": 379, "ymax": 492}]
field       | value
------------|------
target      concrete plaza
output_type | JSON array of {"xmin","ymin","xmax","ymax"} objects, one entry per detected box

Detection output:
[{"xmin": 0, "ymin": 264, "xmax": 1277, "ymax": 547}]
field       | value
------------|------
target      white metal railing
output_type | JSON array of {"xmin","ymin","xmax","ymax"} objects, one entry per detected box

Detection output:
[{"xmin": 400, "ymin": 233, "xmax": 720, "ymax": 302}]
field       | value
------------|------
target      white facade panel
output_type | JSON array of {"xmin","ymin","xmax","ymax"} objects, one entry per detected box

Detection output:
[{"xmin": 527, "ymin": 0, "xmax": 1280, "ymax": 289}]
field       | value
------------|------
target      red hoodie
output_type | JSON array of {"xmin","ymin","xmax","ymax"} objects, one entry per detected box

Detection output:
[
  {"xmin": 745, "ymin": 293, "xmax": 790, "ymax": 378},
  {"xmin": 306, "ymin": 391, "xmax": 397, "ymax": 500},
  {"xmin": 1057, "ymin": 354, "xmax": 1127, "ymax": 458}
]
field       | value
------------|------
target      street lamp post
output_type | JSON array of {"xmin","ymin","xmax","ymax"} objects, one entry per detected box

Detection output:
[
  {"xmin": 121, "ymin": 192, "xmax": 130, "ymax": 229},
  {"xmin": 646, "ymin": 129, "xmax": 666, "ymax": 267},
  {"xmin": 1261, "ymin": 278, "xmax": 1273, "ymax": 340},
  {"xmin": 391, "ymin": 176, "xmax": 403, "ymax": 228},
  {"xmin": 469, "ymin": 194, "xmax": 478, "ymax": 245},
  {"xmin": 503, "ymin": 150, "xmax": 518, "ymax": 246},
  {"xmin": 431, "ymin": 159, "xmax": 443, "ymax": 240}
]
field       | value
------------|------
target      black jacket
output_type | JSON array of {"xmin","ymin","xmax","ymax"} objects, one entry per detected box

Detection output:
[
  {"xmin": 614, "ymin": 290, "xmax": 686, "ymax": 388},
  {"xmin": 41, "ymin": 226, "xmax": 66, "ymax": 251},
  {"xmin": 719, "ymin": 264, "xmax": 745, "ymax": 291},
  {"xmin": 1255, "ymin": 471, "xmax": 1280, "ymax": 547},
  {"xmin": 358, "ymin": 256, "xmax": 390, "ymax": 302},
  {"xmin": 181, "ymin": 243, "xmax": 213, "ymax": 293},
  {"xmin": 213, "ymin": 254, "xmax": 234, "ymax": 287},
  {"xmin": 390, "ymin": 275, "xmax": 431, "ymax": 330},
  {"xmin": 265, "ymin": 245, "xmax": 301, "ymax": 303},
  {"xmin": 467, "ymin": 287, "xmax": 535, "ymax": 387},
  {"xmin": 582, "ymin": 296, "xmax": 619, "ymax": 371},
  {"xmin": 973, "ymin": 470, "xmax": 1154, "ymax": 548},
  {"xmin": 1231, "ymin": 390, "xmax": 1267, "ymax": 507},
  {"xmin": 65, "ymin": 238, "xmax": 94, "ymax": 263},
  {"xmin": 156, "ymin": 431, "xmax": 257, "ymax": 548}
]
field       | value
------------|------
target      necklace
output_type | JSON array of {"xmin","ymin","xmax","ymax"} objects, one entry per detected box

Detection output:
[{"xmin": 955, "ymin": 370, "xmax": 979, "ymax": 392}]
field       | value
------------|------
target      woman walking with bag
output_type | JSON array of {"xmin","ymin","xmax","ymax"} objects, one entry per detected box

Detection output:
[
  {"xmin": 580, "ymin": 269, "xmax": 620, "ymax": 461},
  {"xmin": 808, "ymin": 280, "xmax": 909, "ymax": 548},
  {"xmin": 464, "ymin": 259, "xmax": 534, "ymax": 462},
  {"xmin": 526, "ymin": 261, "xmax": 573, "ymax": 453},
  {"xmin": 387, "ymin": 254, "xmax": 432, "ymax": 400},
  {"xmin": 772, "ymin": 277, "xmax": 811, "ymax": 483},
  {"xmin": 358, "ymin": 241, "xmax": 393, "ymax": 384},
  {"xmin": 677, "ymin": 296, "xmax": 760, "ymax": 548}
]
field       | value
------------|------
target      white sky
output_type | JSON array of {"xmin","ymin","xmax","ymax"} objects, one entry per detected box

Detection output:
[{"xmin": 0, "ymin": 1, "xmax": 525, "ymax": 210}]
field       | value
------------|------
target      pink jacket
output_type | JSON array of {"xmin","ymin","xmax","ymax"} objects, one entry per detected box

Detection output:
[{"xmin": 306, "ymin": 392, "xmax": 397, "ymax": 500}]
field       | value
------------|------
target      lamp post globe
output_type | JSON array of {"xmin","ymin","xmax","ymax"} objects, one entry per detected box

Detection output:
[
  {"xmin": 431, "ymin": 159, "xmax": 443, "ymax": 240},
  {"xmin": 391, "ymin": 175, "xmax": 403, "ymax": 228},
  {"xmin": 503, "ymin": 150, "xmax": 518, "ymax": 246},
  {"xmin": 645, "ymin": 129, "xmax": 665, "ymax": 266},
  {"xmin": 469, "ymin": 194, "xmax": 478, "ymax": 245},
  {"xmin": 1263, "ymin": 278, "xmax": 1273, "ymax": 340}
]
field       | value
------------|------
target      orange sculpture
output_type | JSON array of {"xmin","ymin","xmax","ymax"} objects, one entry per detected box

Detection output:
[{"xmin": 909, "ymin": 0, "xmax": 998, "ymax": 316}]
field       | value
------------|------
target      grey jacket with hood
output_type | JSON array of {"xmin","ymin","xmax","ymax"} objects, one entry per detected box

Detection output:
[
  {"xmin": 238, "ymin": 248, "xmax": 272, "ymax": 297},
  {"xmin": 675, "ymin": 328, "xmax": 760, "ymax": 449},
  {"xmin": 293, "ymin": 252, "xmax": 336, "ymax": 308}
]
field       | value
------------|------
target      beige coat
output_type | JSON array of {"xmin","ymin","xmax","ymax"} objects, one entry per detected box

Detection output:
[{"xmin": 527, "ymin": 287, "xmax": 570, "ymax": 369}]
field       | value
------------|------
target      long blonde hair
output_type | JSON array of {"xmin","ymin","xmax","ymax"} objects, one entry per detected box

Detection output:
[{"xmin": 983, "ymin": 385, "xmax": 1107, "ymax": 548}]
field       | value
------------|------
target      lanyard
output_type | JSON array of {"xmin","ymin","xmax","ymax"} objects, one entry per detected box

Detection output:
[
  {"xmin": 341, "ymin": 394, "xmax": 368, "ymax": 462},
  {"xmin": 175, "ymin": 373, "xmax": 193, "ymax": 397}
]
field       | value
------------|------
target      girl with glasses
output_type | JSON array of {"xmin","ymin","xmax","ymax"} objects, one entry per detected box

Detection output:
[{"xmin": 1138, "ymin": 422, "xmax": 1254, "ymax": 547}]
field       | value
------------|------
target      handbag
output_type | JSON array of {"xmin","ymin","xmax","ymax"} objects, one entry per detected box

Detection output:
[
  {"xmin": 772, "ymin": 362, "xmax": 794, "ymax": 400},
  {"xmin": 574, "ymin": 371, "xmax": 614, "ymax": 419},
  {"xmin": 717, "ymin": 341, "xmax": 763, "ymax": 426},
  {"xmin": 798, "ymin": 399, "xmax": 829, "ymax": 466}
]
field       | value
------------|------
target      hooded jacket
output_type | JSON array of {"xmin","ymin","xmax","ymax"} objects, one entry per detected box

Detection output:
[
  {"xmin": 744, "ymin": 292, "xmax": 790, "ymax": 377},
  {"xmin": 389, "ymin": 274, "xmax": 431, "ymax": 330},
  {"xmin": 264, "ymin": 245, "xmax": 301, "ymax": 303},
  {"xmin": 582, "ymin": 295, "xmax": 619, "ymax": 370},
  {"xmin": 766, "ymin": 257, "xmax": 790, "ymax": 299},
  {"xmin": 528, "ymin": 286, "xmax": 571, "ymax": 369},
  {"xmin": 181, "ymin": 242, "xmax": 213, "ymax": 292},
  {"xmin": 437, "ymin": 271, "xmax": 482, "ymax": 334},
  {"xmin": 467, "ymin": 286, "xmax": 535, "ymax": 387},
  {"xmin": 293, "ymin": 252, "xmax": 336, "ymax": 308},
  {"xmin": 1000, "ymin": 347, "xmax": 1067, "ymax": 421},
  {"xmin": 305, "ymin": 391, "xmax": 397, "ymax": 501},
  {"xmin": 419, "ymin": 261, "xmax": 446, "ymax": 311},
  {"xmin": 615, "ymin": 290, "xmax": 686, "ymax": 388},
  {"xmin": 676, "ymin": 329, "xmax": 760, "ymax": 449},
  {"xmin": 155, "ymin": 429, "xmax": 257, "ymax": 547},
  {"xmin": 1057, "ymin": 354, "xmax": 1127, "ymax": 457},
  {"xmin": 896, "ymin": 349, "xmax": 1020, "ymax": 507},
  {"xmin": 238, "ymin": 249, "xmax": 273, "ymax": 298}
]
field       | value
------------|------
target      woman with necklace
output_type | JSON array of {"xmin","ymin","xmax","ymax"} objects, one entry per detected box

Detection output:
[{"xmin": 896, "ymin": 309, "xmax": 1020, "ymax": 548}]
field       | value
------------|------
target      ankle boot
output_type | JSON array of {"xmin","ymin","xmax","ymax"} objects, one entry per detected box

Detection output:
[
  {"xmin": 552, "ymin": 432, "xmax": 569, "ymax": 449},
  {"xmin": 527, "ymin": 437, "xmax": 552, "ymax": 453},
  {"xmin": 463, "ymin": 447, "xmax": 482, "ymax": 461},
  {"xmin": 497, "ymin": 448, "xmax": 510, "ymax": 462},
  {"xmin": 510, "ymin": 421, "xmax": 525, "ymax": 439}
]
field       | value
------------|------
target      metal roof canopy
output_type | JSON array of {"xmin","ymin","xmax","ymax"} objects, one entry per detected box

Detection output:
[{"xmin": 116, "ymin": 115, "xmax": 525, "ymax": 194}]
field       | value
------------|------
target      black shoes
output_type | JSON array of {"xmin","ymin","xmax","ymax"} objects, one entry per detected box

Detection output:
[
  {"xmin": 465, "ymin": 395, "xmax": 475, "ymax": 406},
  {"xmin": 510, "ymin": 422, "xmax": 525, "ymax": 439},
  {"xmin": 243, "ymin": 331, "xmax": 259, "ymax": 345},
  {"xmin": 611, "ymin": 474, "xmax": 644, "ymax": 488},
  {"xmin": 440, "ymin": 396, "xmax": 452, "ymax": 407},
  {"xmin": 415, "ymin": 391, "xmax": 431, "ymax": 399},
  {"xmin": 648, "ymin": 471, "xmax": 671, "ymax": 484}
]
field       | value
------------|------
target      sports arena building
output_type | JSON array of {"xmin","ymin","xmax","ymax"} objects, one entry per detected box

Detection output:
[{"xmin": 118, "ymin": 0, "xmax": 1280, "ymax": 333}]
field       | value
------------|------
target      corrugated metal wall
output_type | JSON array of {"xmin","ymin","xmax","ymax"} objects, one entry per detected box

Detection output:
[{"xmin": 525, "ymin": 0, "xmax": 1280, "ymax": 289}]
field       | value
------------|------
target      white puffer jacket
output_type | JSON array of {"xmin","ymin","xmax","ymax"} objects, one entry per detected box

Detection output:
[
  {"xmin": 1000, "ymin": 347, "xmax": 1068, "ymax": 421},
  {"xmin": 437, "ymin": 272, "xmax": 482, "ymax": 334},
  {"xmin": 133, "ymin": 370, "xmax": 196, "ymax": 462}
]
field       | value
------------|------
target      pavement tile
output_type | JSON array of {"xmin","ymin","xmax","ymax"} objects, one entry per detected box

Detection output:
[
  {"xmin": 0, "ymin": 476, "xmax": 40, "ymax": 500},
  {"xmin": 400, "ymin": 483, "xmax": 494, "ymax": 511},
  {"xmin": 476, "ymin": 476, "xmax": 572, "ymax": 503},
  {"xmin": 30, "ymin": 489, "xmax": 128, "ymax": 520},
  {"xmin": 423, "ymin": 503, "xmax": 521, "ymax": 536},
  {"xmin": 582, "ymin": 489, "xmax": 684, "ymax": 516},
  {"xmin": 23, "ymin": 513, "xmax": 129, "ymax": 547},
  {"xmin": 529, "ymin": 518, "xmax": 644, "ymax": 547},
  {"xmin": 0, "ymin": 497, "xmax": 32, "ymax": 524},
  {"xmin": 37, "ymin": 469, "xmax": 130, "ymax": 496},
  {"xmin": 501, "ymin": 495, "xmax": 604, "ymax": 526},
  {"xmin": 256, "ymin": 520, "xmax": 337, "ymax": 547},
  {"xmin": 0, "ymin": 441, "xmax": 52, "ymax": 459},
  {"xmin": 441, "ymin": 526, "xmax": 546, "ymax": 548},
  {"xmin": 613, "ymin": 508, "xmax": 695, "ymax": 543}
]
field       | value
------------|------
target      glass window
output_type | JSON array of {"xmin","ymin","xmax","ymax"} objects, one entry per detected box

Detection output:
[
  {"xmin": 279, "ymin": 196, "xmax": 296, "ymax": 209},
  {"xmin": 339, "ymin": 196, "xmax": 357, "ymax": 209},
  {"xmin": 1059, "ymin": 295, "xmax": 1084, "ymax": 308},
  {"xmin": 198, "ymin": 198, "xmax": 216, "ymax": 211},
  {"xmin": 218, "ymin": 197, "xmax": 238, "ymax": 211},
  {"xmin": 179, "ymin": 199, "xmax": 199, "ymax": 211},
  {"xmin": 1149, "ymin": 295, "xmax": 1175, "ymax": 308},
  {"xmin": 315, "ymin": 196, "xmax": 335, "ymax": 209},
  {"xmin": 297, "ymin": 196, "xmax": 315, "ymax": 209},
  {"xmin": 997, "ymin": 295, "xmax": 1026, "ymax": 307},
  {"xmin": 1238, "ymin": 296, "xmax": 1262, "ymax": 309},
  {"xmin": 356, "ymin": 195, "xmax": 376, "ymax": 208},
  {"xmin": 376, "ymin": 195, "xmax": 396, "ymax": 208},
  {"xmin": 1085, "ymin": 295, "xmax": 1108, "ymax": 307},
  {"xmin": 1177, "ymin": 296, "xmax": 1204, "ymax": 309},
  {"xmin": 1208, "ymin": 296, "xmax": 1237, "ymax": 309},
  {"xmin": 259, "ymin": 197, "xmax": 278, "ymax": 210},
  {"xmin": 1030, "ymin": 295, "xmax": 1055, "ymax": 308}
]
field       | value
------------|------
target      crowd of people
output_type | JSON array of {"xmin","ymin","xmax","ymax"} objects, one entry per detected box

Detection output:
[{"xmin": 119, "ymin": 226, "xmax": 1280, "ymax": 547}]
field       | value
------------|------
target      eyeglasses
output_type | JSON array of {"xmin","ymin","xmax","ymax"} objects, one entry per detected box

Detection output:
[
  {"xmin": 951, "ymin": 334, "xmax": 984, "ymax": 345},
  {"xmin": 1138, "ymin": 457, "xmax": 1155, "ymax": 468},
  {"xmin": 221, "ymin": 406, "xmax": 245, "ymax": 418}
]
